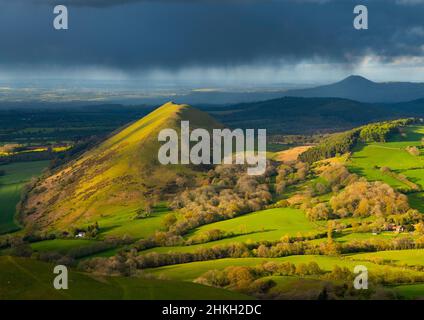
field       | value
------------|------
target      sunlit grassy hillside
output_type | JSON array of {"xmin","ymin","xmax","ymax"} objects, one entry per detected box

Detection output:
[{"xmin": 20, "ymin": 102, "xmax": 222, "ymax": 232}]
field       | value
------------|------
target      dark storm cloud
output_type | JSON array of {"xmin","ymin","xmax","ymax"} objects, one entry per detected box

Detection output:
[
  {"xmin": 0, "ymin": 0, "xmax": 424, "ymax": 71},
  {"xmin": 31, "ymin": 0, "xmax": 332, "ymax": 8}
]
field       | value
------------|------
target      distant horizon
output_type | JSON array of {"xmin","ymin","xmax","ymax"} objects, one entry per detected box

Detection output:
[{"xmin": 2, "ymin": 74, "xmax": 424, "ymax": 105}]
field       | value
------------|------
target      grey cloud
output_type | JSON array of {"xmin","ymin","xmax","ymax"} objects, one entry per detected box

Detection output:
[{"xmin": 0, "ymin": 0, "xmax": 423, "ymax": 72}]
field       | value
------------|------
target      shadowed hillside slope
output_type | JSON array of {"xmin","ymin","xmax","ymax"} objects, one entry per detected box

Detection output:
[
  {"xmin": 0, "ymin": 256, "xmax": 249, "ymax": 300},
  {"xmin": 20, "ymin": 102, "xmax": 223, "ymax": 231}
]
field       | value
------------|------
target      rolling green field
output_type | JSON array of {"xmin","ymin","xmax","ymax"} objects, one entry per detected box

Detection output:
[
  {"xmin": 0, "ymin": 161, "xmax": 48, "ymax": 234},
  {"xmin": 407, "ymin": 192, "xmax": 424, "ymax": 212},
  {"xmin": 348, "ymin": 125, "xmax": 424, "ymax": 190},
  {"xmin": 0, "ymin": 256, "xmax": 249, "ymax": 300},
  {"xmin": 96, "ymin": 204, "xmax": 171, "ymax": 239},
  {"xmin": 0, "ymin": 239, "xmax": 102, "ymax": 258},
  {"xmin": 144, "ymin": 255, "xmax": 424, "ymax": 281},
  {"xmin": 140, "ymin": 208, "xmax": 321, "ymax": 255},
  {"xmin": 394, "ymin": 283, "xmax": 424, "ymax": 299},
  {"xmin": 348, "ymin": 249, "xmax": 424, "ymax": 266},
  {"xmin": 30, "ymin": 239, "xmax": 97, "ymax": 254},
  {"xmin": 190, "ymin": 208, "xmax": 319, "ymax": 242},
  {"xmin": 266, "ymin": 276, "xmax": 332, "ymax": 299}
]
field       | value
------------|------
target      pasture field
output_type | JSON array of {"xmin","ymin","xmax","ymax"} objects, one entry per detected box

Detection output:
[
  {"xmin": 140, "ymin": 231, "xmax": 400, "ymax": 256},
  {"xmin": 348, "ymin": 249, "xmax": 424, "ymax": 266},
  {"xmin": 144, "ymin": 255, "xmax": 424, "ymax": 281},
  {"xmin": 394, "ymin": 283, "xmax": 424, "ymax": 299},
  {"xmin": 334, "ymin": 232, "xmax": 400, "ymax": 243},
  {"xmin": 30, "ymin": 239, "xmax": 97, "ymax": 254},
  {"xmin": 408, "ymin": 192, "xmax": 424, "ymax": 212},
  {"xmin": 0, "ymin": 256, "xmax": 248, "ymax": 300},
  {"xmin": 96, "ymin": 204, "xmax": 171, "ymax": 239},
  {"xmin": 189, "ymin": 208, "xmax": 320, "ymax": 242},
  {"xmin": 266, "ymin": 276, "xmax": 329, "ymax": 299},
  {"xmin": 139, "ymin": 208, "xmax": 321, "ymax": 255},
  {"xmin": 0, "ymin": 161, "xmax": 48, "ymax": 234},
  {"xmin": 348, "ymin": 125, "xmax": 424, "ymax": 190}
]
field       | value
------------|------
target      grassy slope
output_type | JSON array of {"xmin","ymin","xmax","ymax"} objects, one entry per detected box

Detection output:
[
  {"xmin": 348, "ymin": 249, "xmax": 424, "ymax": 266},
  {"xmin": 190, "ymin": 208, "xmax": 319, "ymax": 242},
  {"xmin": 0, "ymin": 256, "xmax": 250, "ymax": 300},
  {"xmin": 394, "ymin": 284, "xmax": 424, "ymax": 299},
  {"xmin": 348, "ymin": 125, "xmax": 424, "ymax": 190},
  {"xmin": 97, "ymin": 204, "xmax": 172, "ymax": 239},
  {"xmin": 0, "ymin": 161, "xmax": 48, "ymax": 234},
  {"xmin": 140, "ymin": 208, "xmax": 320, "ymax": 255},
  {"xmin": 30, "ymin": 239, "xmax": 97, "ymax": 254},
  {"xmin": 22, "ymin": 102, "xmax": 222, "ymax": 231},
  {"xmin": 144, "ymin": 255, "xmax": 424, "ymax": 281}
]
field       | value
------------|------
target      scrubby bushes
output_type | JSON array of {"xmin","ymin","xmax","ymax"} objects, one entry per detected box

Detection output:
[
  {"xmin": 305, "ymin": 177, "xmax": 410, "ymax": 221},
  {"xmin": 79, "ymin": 242, "xmax": 251, "ymax": 273},
  {"xmin": 168, "ymin": 164, "xmax": 274, "ymax": 237},
  {"xmin": 406, "ymin": 146, "xmax": 420, "ymax": 156},
  {"xmin": 329, "ymin": 180, "xmax": 409, "ymax": 218},
  {"xmin": 275, "ymin": 161, "xmax": 310, "ymax": 194},
  {"xmin": 186, "ymin": 229, "xmax": 233, "ymax": 245},
  {"xmin": 194, "ymin": 262, "xmax": 323, "ymax": 297}
]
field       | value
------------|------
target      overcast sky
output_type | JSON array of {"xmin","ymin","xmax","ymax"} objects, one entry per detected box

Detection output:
[{"xmin": 1, "ymin": 0, "xmax": 424, "ymax": 87}]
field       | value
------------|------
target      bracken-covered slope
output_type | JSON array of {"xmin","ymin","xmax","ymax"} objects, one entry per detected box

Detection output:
[{"xmin": 20, "ymin": 102, "xmax": 223, "ymax": 231}]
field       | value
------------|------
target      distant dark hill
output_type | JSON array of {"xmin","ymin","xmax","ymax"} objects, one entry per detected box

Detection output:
[
  {"xmin": 284, "ymin": 75, "xmax": 424, "ymax": 103},
  {"xmin": 205, "ymin": 96, "xmax": 424, "ymax": 134}
]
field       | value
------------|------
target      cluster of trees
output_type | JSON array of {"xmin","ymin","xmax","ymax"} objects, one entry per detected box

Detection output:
[
  {"xmin": 406, "ymin": 146, "xmax": 420, "ymax": 156},
  {"xmin": 305, "ymin": 179, "xmax": 410, "ymax": 221},
  {"xmin": 186, "ymin": 229, "xmax": 232, "ymax": 245},
  {"xmin": 298, "ymin": 129, "xmax": 359, "ymax": 163},
  {"xmin": 275, "ymin": 161, "xmax": 310, "ymax": 194},
  {"xmin": 307, "ymin": 164, "xmax": 357, "ymax": 198},
  {"xmin": 359, "ymin": 119, "xmax": 414, "ymax": 143},
  {"xmin": 254, "ymin": 234, "xmax": 424, "ymax": 258},
  {"xmin": 78, "ymin": 251, "xmax": 138, "ymax": 276},
  {"xmin": 78, "ymin": 242, "xmax": 251, "ymax": 273},
  {"xmin": 268, "ymin": 134, "xmax": 327, "ymax": 146},
  {"xmin": 330, "ymin": 180, "xmax": 409, "ymax": 218},
  {"xmin": 166, "ymin": 164, "xmax": 274, "ymax": 238}
]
